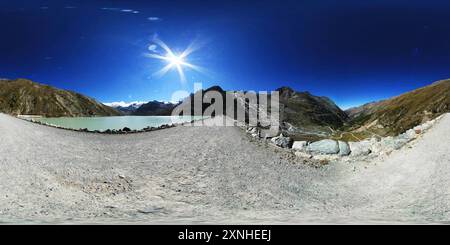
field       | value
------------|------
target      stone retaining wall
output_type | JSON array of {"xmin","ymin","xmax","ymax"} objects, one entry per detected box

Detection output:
[{"xmin": 244, "ymin": 113, "xmax": 448, "ymax": 162}]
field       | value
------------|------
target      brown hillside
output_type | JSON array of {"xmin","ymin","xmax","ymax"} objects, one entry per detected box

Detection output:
[
  {"xmin": 0, "ymin": 78, "xmax": 121, "ymax": 117},
  {"xmin": 344, "ymin": 79, "xmax": 450, "ymax": 137}
]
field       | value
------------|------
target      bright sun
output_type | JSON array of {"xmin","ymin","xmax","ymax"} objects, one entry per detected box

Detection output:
[
  {"xmin": 145, "ymin": 38, "xmax": 204, "ymax": 83},
  {"xmin": 166, "ymin": 53, "xmax": 184, "ymax": 66}
]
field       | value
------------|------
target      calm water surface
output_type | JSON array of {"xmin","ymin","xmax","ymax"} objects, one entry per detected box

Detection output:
[{"xmin": 34, "ymin": 116, "xmax": 205, "ymax": 131}]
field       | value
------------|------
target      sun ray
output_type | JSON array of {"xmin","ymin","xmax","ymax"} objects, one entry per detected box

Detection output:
[
  {"xmin": 176, "ymin": 64, "xmax": 186, "ymax": 83},
  {"xmin": 153, "ymin": 63, "xmax": 173, "ymax": 77},
  {"xmin": 144, "ymin": 53, "xmax": 171, "ymax": 61},
  {"xmin": 153, "ymin": 38, "xmax": 175, "ymax": 57},
  {"xmin": 182, "ymin": 62, "xmax": 207, "ymax": 74},
  {"xmin": 180, "ymin": 40, "xmax": 200, "ymax": 58}
]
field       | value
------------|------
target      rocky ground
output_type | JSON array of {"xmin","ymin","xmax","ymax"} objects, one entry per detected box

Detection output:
[
  {"xmin": 0, "ymin": 113, "xmax": 449, "ymax": 224},
  {"xmin": 263, "ymin": 114, "xmax": 447, "ymax": 164}
]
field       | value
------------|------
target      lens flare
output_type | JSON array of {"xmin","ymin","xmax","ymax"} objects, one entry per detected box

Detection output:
[{"xmin": 145, "ymin": 38, "xmax": 204, "ymax": 83}]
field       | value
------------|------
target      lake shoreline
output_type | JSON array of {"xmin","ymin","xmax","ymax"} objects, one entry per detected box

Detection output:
[{"xmin": 17, "ymin": 115, "xmax": 208, "ymax": 135}]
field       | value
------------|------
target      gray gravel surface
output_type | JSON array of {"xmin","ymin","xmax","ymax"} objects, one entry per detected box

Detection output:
[{"xmin": 0, "ymin": 113, "xmax": 448, "ymax": 224}]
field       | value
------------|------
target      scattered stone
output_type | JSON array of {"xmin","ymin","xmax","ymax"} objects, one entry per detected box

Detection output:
[
  {"xmin": 307, "ymin": 139, "xmax": 339, "ymax": 155},
  {"xmin": 294, "ymin": 151, "xmax": 313, "ymax": 159},
  {"xmin": 318, "ymin": 159, "xmax": 330, "ymax": 165},
  {"xmin": 421, "ymin": 121, "xmax": 433, "ymax": 131},
  {"xmin": 270, "ymin": 134, "xmax": 293, "ymax": 148},
  {"xmin": 405, "ymin": 129, "xmax": 417, "ymax": 139},
  {"xmin": 313, "ymin": 154, "xmax": 340, "ymax": 162},
  {"xmin": 414, "ymin": 124, "xmax": 427, "ymax": 133}
]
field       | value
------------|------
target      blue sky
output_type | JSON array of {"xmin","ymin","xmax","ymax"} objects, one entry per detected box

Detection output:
[{"xmin": 1, "ymin": 0, "xmax": 450, "ymax": 109}]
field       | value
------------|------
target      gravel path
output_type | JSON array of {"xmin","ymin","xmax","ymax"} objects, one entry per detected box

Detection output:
[{"xmin": 0, "ymin": 113, "xmax": 448, "ymax": 224}]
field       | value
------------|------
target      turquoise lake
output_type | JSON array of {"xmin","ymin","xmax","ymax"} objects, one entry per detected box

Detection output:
[{"xmin": 34, "ymin": 116, "xmax": 205, "ymax": 131}]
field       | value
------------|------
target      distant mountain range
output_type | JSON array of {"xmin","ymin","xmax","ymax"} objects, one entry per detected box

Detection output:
[
  {"xmin": 1, "ymin": 77, "xmax": 448, "ymax": 141},
  {"xmin": 0, "ymin": 79, "xmax": 120, "ymax": 117},
  {"xmin": 107, "ymin": 100, "xmax": 177, "ymax": 116},
  {"xmin": 133, "ymin": 101, "xmax": 177, "ymax": 116},
  {"xmin": 104, "ymin": 102, "xmax": 145, "ymax": 115}
]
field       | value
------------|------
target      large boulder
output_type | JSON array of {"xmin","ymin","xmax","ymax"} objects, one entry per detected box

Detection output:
[
  {"xmin": 349, "ymin": 140, "xmax": 372, "ymax": 156},
  {"xmin": 292, "ymin": 141, "xmax": 308, "ymax": 151},
  {"xmin": 271, "ymin": 134, "xmax": 293, "ymax": 148},
  {"xmin": 306, "ymin": 139, "xmax": 339, "ymax": 155},
  {"xmin": 338, "ymin": 141, "xmax": 351, "ymax": 156},
  {"xmin": 381, "ymin": 136, "xmax": 409, "ymax": 150}
]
